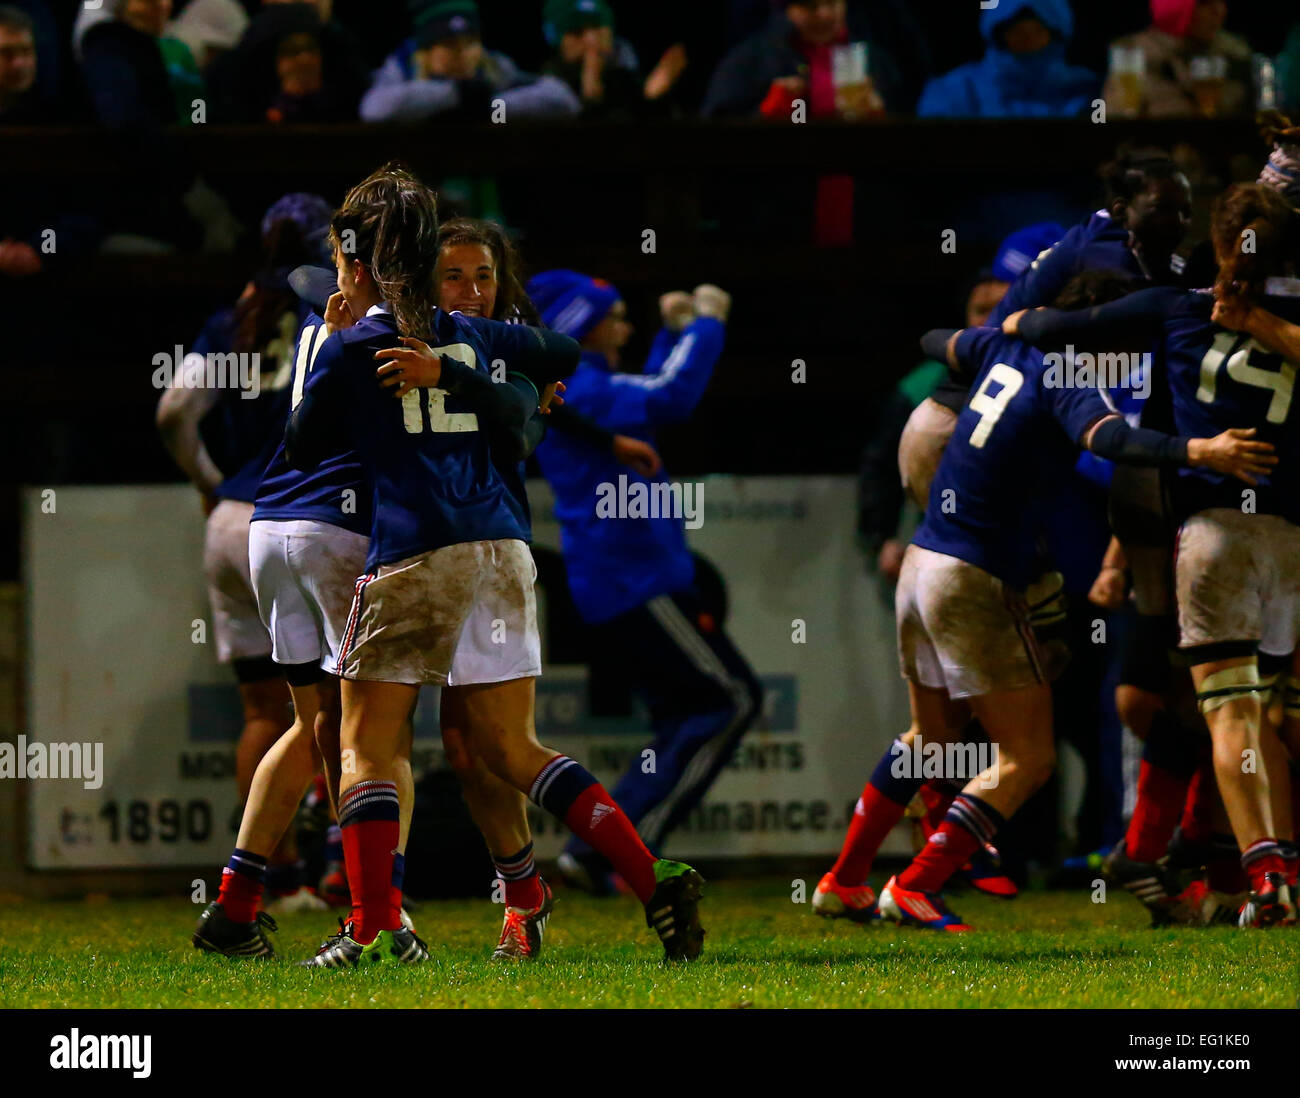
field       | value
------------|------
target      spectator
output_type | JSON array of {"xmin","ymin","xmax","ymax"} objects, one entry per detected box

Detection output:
[
  {"xmin": 0, "ymin": 5, "xmax": 42, "ymax": 122},
  {"xmin": 207, "ymin": 0, "xmax": 368, "ymax": 123},
  {"xmin": 917, "ymin": 0, "xmax": 1098, "ymax": 119},
  {"xmin": 1280, "ymin": 20, "xmax": 1300, "ymax": 114},
  {"xmin": 75, "ymin": 0, "xmax": 204, "ymax": 127},
  {"xmin": 701, "ymin": 0, "xmax": 913, "ymax": 120},
  {"xmin": 165, "ymin": 0, "xmax": 248, "ymax": 72},
  {"xmin": 5, "ymin": 0, "xmax": 65, "ymax": 108},
  {"xmin": 540, "ymin": 0, "xmax": 644, "ymax": 120},
  {"xmin": 1102, "ymin": 1, "xmax": 1253, "ymax": 119},
  {"xmin": 361, "ymin": 0, "xmax": 579, "ymax": 122}
]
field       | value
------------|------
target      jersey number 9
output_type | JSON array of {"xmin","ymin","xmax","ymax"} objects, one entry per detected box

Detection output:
[{"xmin": 968, "ymin": 364, "xmax": 1025, "ymax": 448}]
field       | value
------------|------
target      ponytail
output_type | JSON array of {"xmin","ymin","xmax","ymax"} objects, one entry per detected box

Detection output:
[{"xmin": 330, "ymin": 163, "xmax": 440, "ymax": 341}]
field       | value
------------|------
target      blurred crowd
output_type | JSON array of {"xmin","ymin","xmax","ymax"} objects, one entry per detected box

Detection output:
[{"xmin": 2, "ymin": 0, "xmax": 1299, "ymax": 129}]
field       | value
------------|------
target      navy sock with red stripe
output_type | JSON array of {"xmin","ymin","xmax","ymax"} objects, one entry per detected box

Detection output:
[
  {"xmin": 898, "ymin": 793, "xmax": 1006, "ymax": 894},
  {"xmin": 217, "ymin": 848, "xmax": 267, "ymax": 923},
  {"xmin": 339, "ymin": 779, "xmax": 400, "ymax": 945},
  {"xmin": 530, "ymin": 755, "xmax": 657, "ymax": 903},
  {"xmin": 830, "ymin": 739, "xmax": 927, "ymax": 887}
]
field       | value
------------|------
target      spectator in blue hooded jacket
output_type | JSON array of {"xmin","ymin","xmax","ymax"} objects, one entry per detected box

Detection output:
[
  {"xmin": 529, "ymin": 270, "xmax": 763, "ymax": 896},
  {"xmin": 361, "ymin": 0, "xmax": 579, "ymax": 122},
  {"xmin": 917, "ymin": 0, "xmax": 1099, "ymax": 119}
]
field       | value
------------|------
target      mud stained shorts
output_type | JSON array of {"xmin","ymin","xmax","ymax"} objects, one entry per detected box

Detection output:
[
  {"xmin": 337, "ymin": 538, "xmax": 541, "ymax": 686},
  {"xmin": 205, "ymin": 499, "xmax": 273, "ymax": 664},
  {"xmin": 896, "ymin": 544, "xmax": 1045, "ymax": 699},
  {"xmin": 898, "ymin": 398, "xmax": 959, "ymax": 511},
  {"xmin": 248, "ymin": 519, "xmax": 370, "ymax": 673},
  {"xmin": 1175, "ymin": 509, "xmax": 1300, "ymax": 658}
]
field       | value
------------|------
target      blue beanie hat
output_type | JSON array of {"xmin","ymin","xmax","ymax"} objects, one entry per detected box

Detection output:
[
  {"xmin": 992, "ymin": 221, "xmax": 1065, "ymax": 282},
  {"xmin": 262, "ymin": 192, "xmax": 334, "ymax": 263},
  {"xmin": 527, "ymin": 269, "xmax": 621, "ymax": 340}
]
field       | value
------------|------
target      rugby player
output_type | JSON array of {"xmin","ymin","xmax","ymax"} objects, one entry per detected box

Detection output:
[
  {"xmin": 826, "ymin": 270, "xmax": 1271, "ymax": 931},
  {"xmin": 287, "ymin": 167, "xmax": 705, "ymax": 965},
  {"xmin": 160, "ymin": 195, "xmax": 332, "ymax": 914},
  {"xmin": 1006, "ymin": 184, "xmax": 1300, "ymax": 926}
]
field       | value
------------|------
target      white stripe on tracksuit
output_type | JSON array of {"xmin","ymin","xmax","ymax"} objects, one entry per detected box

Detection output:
[{"xmin": 635, "ymin": 595, "xmax": 757, "ymax": 844}]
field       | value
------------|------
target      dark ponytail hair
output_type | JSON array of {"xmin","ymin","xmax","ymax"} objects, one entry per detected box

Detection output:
[
  {"xmin": 330, "ymin": 162, "xmax": 440, "ymax": 341},
  {"xmin": 436, "ymin": 217, "xmax": 540, "ymax": 325},
  {"xmin": 1211, "ymin": 182, "xmax": 1300, "ymax": 305},
  {"xmin": 231, "ymin": 217, "xmax": 315, "ymax": 358}
]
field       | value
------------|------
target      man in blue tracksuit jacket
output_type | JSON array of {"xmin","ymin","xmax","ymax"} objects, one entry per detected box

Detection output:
[{"xmin": 530, "ymin": 270, "xmax": 762, "ymax": 894}]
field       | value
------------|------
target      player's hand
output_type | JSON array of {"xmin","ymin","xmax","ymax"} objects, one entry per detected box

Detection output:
[
  {"xmin": 1088, "ymin": 565, "xmax": 1127, "ymax": 610},
  {"xmin": 540, "ymin": 380, "xmax": 565, "ymax": 413},
  {"xmin": 375, "ymin": 337, "xmax": 442, "ymax": 398},
  {"xmin": 1187, "ymin": 427, "xmax": 1277, "ymax": 485},
  {"xmin": 877, "ymin": 538, "xmax": 906, "ymax": 584},
  {"xmin": 612, "ymin": 435, "xmax": 662, "ymax": 478},
  {"xmin": 660, "ymin": 291, "xmax": 695, "ymax": 332},
  {"xmin": 1211, "ymin": 296, "xmax": 1253, "ymax": 332},
  {"xmin": 1001, "ymin": 309, "xmax": 1029, "ymax": 337},
  {"xmin": 693, "ymin": 284, "xmax": 731, "ymax": 322},
  {"xmin": 324, "ymin": 291, "xmax": 355, "ymax": 334},
  {"xmin": 0, "ymin": 238, "xmax": 41, "ymax": 277}
]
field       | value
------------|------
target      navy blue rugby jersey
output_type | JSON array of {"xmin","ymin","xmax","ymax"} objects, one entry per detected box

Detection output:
[
  {"xmin": 913, "ymin": 327, "xmax": 1116, "ymax": 589},
  {"xmin": 1019, "ymin": 285, "xmax": 1300, "ymax": 523},
  {"xmin": 194, "ymin": 302, "xmax": 305, "ymax": 503},
  {"xmin": 288, "ymin": 307, "xmax": 549, "ymax": 569},
  {"xmin": 252, "ymin": 312, "xmax": 371, "ymax": 536}
]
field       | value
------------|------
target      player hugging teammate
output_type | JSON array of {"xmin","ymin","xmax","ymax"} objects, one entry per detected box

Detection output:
[
  {"xmin": 815, "ymin": 139, "xmax": 1300, "ymax": 932},
  {"xmin": 192, "ymin": 164, "xmax": 706, "ymax": 966}
]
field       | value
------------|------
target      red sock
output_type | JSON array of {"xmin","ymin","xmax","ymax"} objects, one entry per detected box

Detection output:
[
  {"xmin": 1126, "ymin": 760, "xmax": 1192, "ymax": 862},
  {"xmin": 897, "ymin": 794, "xmax": 1004, "ymax": 894},
  {"xmin": 505, "ymin": 874, "xmax": 544, "ymax": 910},
  {"xmin": 217, "ymin": 868, "xmax": 263, "ymax": 924},
  {"xmin": 340, "ymin": 820, "xmax": 399, "ymax": 943},
  {"xmin": 1179, "ymin": 760, "xmax": 1215, "ymax": 843},
  {"xmin": 919, "ymin": 782, "xmax": 957, "ymax": 840},
  {"xmin": 563, "ymin": 785, "xmax": 657, "ymax": 903},
  {"xmin": 831, "ymin": 784, "xmax": 909, "ymax": 887},
  {"xmin": 1241, "ymin": 839, "xmax": 1287, "ymax": 894},
  {"xmin": 337, "ymin": 780, "xmax": 402, "ymax": 945}
]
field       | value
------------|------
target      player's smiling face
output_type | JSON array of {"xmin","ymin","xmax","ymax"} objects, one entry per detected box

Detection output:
[{"xmin": 437, "ymin": 243, "xmax": 498, "ymax": 318}]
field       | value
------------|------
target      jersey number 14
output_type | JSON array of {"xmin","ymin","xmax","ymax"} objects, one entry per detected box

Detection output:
[{"xmin": 1197, "ymin": 331, "xmax": 1296, "ymax": 424}]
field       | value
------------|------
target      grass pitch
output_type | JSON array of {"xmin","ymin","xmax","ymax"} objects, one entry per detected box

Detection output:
[{"xmin": 2, "ymin": 877, "xmax": 1295, "ymax": 1009}]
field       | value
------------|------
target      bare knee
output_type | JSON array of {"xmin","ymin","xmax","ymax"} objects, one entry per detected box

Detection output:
[{"xmin": 1116, "ymin": 685, "xmax": 1162, "ymax": 740}]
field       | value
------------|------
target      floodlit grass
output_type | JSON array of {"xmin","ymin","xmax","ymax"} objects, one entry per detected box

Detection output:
[{"xmin": 1, "ymin": 878, "xmax": 1295, "ymax": 1008}]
